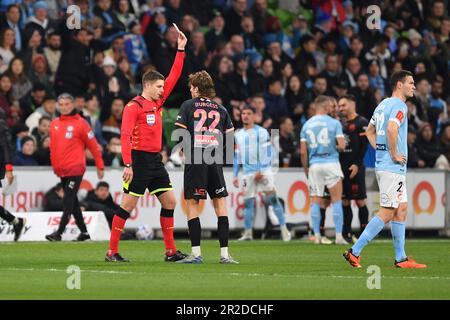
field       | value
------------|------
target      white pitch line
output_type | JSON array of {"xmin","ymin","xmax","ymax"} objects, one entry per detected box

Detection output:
[{"xmin": 2, "ymin": 268, "xmax": 450, "ymax": 281}]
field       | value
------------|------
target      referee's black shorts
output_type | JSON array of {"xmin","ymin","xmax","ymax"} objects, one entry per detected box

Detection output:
[
  {"xmin": 342, "ymin": 165, "xmax": 367, "ymax": 200},
  {"xmin": 184, "ymin": 163, "xmax": 228, "ymax": 200},
  {"xmin": 123, "ymin": 150, "xmax": 173, "ymax": 197}
]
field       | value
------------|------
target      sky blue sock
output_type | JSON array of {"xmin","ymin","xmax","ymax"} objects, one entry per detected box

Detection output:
[
  {"xmin": 352, "ymin": 215, "xmax": 385, "ymax": 256},
  {"xmin": 391, "ymin": 221, "xmax": 407, "ymax": 262},
  {"xmin": 244, "ymin": 198, "xmax": 255, "ymax": 230},
  {"xmin": 332, "ymin": 200, "xmax": 343, "ymax": 234},
  {"xmin": 267, "ymin": 194, "xmax": 286, "ymax": 226},
  {"xmin": 311, "ymin": 203, "xmax": 321, "ymax": 235}
]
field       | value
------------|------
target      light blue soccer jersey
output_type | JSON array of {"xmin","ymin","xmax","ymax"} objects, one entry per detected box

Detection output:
[
  {"xmin": 300, "ymin": 114, "xmax": 344, "ymax": 165},
  {"xmin": 234, "ymin": 125, "xmax": 273, "ymax": 176},
  {"xmin": 370, "ymin": 97, "xmax": 408, "ymax": 175}
]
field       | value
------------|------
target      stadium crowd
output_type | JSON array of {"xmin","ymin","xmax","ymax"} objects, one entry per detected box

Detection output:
[{"xmin": 0, "ymin": 0, "xmax": 449, "ymax": 169}]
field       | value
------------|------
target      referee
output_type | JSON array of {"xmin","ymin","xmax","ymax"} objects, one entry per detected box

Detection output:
[
  {"xmin": 337, "ymin": 95, "xmax": 369, "ymax": 243},
  {"xmin": 46, "ymin": 93, "xmax": 105, "ymax": 242},
  {"xmin": 106, "ymin": 24, "xmax": 188, "ymax": 262}
]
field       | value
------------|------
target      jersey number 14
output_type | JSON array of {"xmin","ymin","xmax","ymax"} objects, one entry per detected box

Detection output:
[{"xmin": 306, "ymin": 128, "xmax": 330, "ymax": 148}]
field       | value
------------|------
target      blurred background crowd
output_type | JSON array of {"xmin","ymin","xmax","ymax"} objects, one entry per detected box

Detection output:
[{"xmin": 0, "ymin": 0, "xmax": 449, "ymax": 169}]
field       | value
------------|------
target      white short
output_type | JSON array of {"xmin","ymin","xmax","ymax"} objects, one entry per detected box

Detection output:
[
  {"xmin": 241, "ymin": 171, "xmax": 275, "ymax": 198},
  {"xmin": 376, "ymin": 171, "xmax": 407, "ymax": 208},
  {"xmin": 308, "ymin": 162, "xmax": 344, "ymax": 197}
]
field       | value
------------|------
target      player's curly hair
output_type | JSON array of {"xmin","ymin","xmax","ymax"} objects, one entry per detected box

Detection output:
[{"xmin": 188, "ymin": 71, "xmax": 216, "ymax": 98}]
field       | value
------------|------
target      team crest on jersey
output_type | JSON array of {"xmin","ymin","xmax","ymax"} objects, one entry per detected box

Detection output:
[{"xmin": 146, "ymin": 114, "xmax": 156, "ymax": 126}]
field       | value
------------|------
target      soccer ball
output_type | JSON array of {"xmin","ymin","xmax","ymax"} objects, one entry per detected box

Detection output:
[{"xmin": 136, "ymin": 225, "xmax": 154, "ymax": 240}]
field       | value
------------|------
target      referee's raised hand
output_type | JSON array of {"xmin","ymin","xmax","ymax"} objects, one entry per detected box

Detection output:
[{"xmin": 173, "ymin": 23, "xmax": 187, "ymax": 50}]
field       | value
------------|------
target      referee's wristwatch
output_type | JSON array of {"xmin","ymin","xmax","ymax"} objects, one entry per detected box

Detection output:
[{"xmin": 125, "ymin": 164, "xmax": 132, "ymax": 168}]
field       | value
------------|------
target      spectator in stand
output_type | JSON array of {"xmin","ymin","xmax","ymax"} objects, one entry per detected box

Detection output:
[
  {"xmin": 285, "ymin": 74, "xmax": 309, "ymax": 126},
  {"xmin": 249, "ymin": 93, "xmax": 270, "ymax": 129},
  {"xmin": 30, "ymin": 114, "xmax": 50, "ymax": 145},
  {"xmin": 29, "ymin": 54, "xmax": 52, "ymax": 92},
  {"xmin": 102, "ymin": 97, "xmax": 123, "ymax": 142},
  {"xmin": 93, "ymin": 0, "xmax": 125, "ymax": 37},
  {"xmin": 205, "ymin": 12, "xmax": 227, "ymax": 53},
  {"xmin": 436, "ymin": 122, "xmax": 450, "ymax": 170},
  {"xmin": 407, "ymin": 125, "xmax": 425, "ymax": 168},
  {"xmin": 0, "ymin": 74, "xmax": 14, "ymax": 116},
  {"xmin": 349, "ymin": 73, "xmax": 377, "ymax": 121},
  {"xmin": 12, "ymin": 135, "xmax": 38, "ymax": 166},
  {"xmin": 5, "ymin": 57, "xmax": 33, "ymax": 102},
  {"xmin": 341, "ymin": 56, "xmax": 361, "ymax": 89},
  {"xmin": 43, "ymin": 182, "xmax": 64, "ymax": 211},
  {"xmin": 0, "ymin": 27, "xmax": 16, "ymax": 74},
  {"xmin": 82, "ymin": 93, "xmax": 106, "ymax": 146},
  {"xmin": 368, "ymin": 60, "xmax": 388, "ymax": 99},
  {"xmin": 43, "ymin": 31, "xmax": 62, "ymax": 84},
  {"xmin": 209, "ymin": 55, "xmax": 233, "ymax": 109},
  {"xmin": 416, "ymin": 122, "xmax": 442, "ymax": 168},
  {"xmin": 0, "ymin": 4, "xmax": 22, "ymax": 52},
  {"xmin": 365, "ymin": 36, "xmax": 391, "ymax": 79},
  {"xmin": 81, "ymin": 181, "xmax": 120, "ymax": 228},
  {"xmin": 19, "ymin": 82, "xmax": 46, "ymax": 122},
  {"xmin": 124, "ymin": 20, "xmax": 149, "ymax": 74},
  {"xmin": 224, "ymin": 0, "xmax": 247, "ymax": 38},
  {"xmin": 241, "ymin": 15, "xmax": 262, "ymax": 51},
  {"xmin": 264, "ymin": 77, "xmax": 289, "ymax": 128},
  {"xmin": 115, "ymin": 0, "xmax": 136, "ymax": 28},
  {"xmin": 407, "ymin": 100, "xmax": 425, "ymax": 132},
  {"xmin": 229, "ymin": 53, "xmax": 265, "ymax": 102},
  {"xmin": 278, "ymin": 117, "xmax": 300, "ymax": 167},
  {"xmin": 102, "ymin": 135, "xmax": 123, "ymax": 167},
  {"xmin": 34, "ymin": 134, "xmax": 50, "ymax": 165},
  {"xmin": 188, "ymin": 30, "xmax": 208, "ymax": 72},
  {"xmin": 319, "ymin": 53, "xmax": 341, "ymax": 97}
]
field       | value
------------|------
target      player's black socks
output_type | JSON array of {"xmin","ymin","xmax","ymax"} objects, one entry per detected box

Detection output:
[
  {"xmin": 358, "ymin": 205, "xmax": 369, "ymax": 234},
  {"xmin": 217, "ymin": 216, "xmax": 229, "ymax": 248},
  {"xmin": 320, "ymin": 208, "xmax": 326, "ymax": 236},
  {"xmin": 0, "ymin": 206, "xmax": 16, "ymax": 224},
  {"xmin": 188, "ymin": 217, "xmax": 201, "ymax": 247},
  {"xmin": 343, "ymin": 205, "xmax": 353, "ymax": 237}
]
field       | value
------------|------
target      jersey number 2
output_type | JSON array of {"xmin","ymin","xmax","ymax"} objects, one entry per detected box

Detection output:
[{"xmin": 194, "ymin": 109, "xmax": 220, "ymax": 132}]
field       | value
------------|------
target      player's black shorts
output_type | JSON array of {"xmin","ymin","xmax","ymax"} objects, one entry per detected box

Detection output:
[
  {"xmin": 123, "ymin": 150, "xmax": 173, "ymax": 197},
  {"xmin": 342, "ymin": 165, "xmax": 367, "ymax": 200},
  {"xmin": 184, "ymin": 163, "xmax": 228, "ymax": 200}
]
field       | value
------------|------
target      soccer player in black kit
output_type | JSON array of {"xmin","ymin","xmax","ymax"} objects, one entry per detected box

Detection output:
[
  {"xmin": 337, "ymin": 95, "xmax": 370, "ymax": 243},
  {"xmin": 174, "ymin": 71, "xmax": 238, "ymax": 264}
]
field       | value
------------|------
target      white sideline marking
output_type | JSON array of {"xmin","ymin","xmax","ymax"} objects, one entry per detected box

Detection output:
[{"xmin": 2, "ymin": 268, "xmax": 450, "ymax": 281}]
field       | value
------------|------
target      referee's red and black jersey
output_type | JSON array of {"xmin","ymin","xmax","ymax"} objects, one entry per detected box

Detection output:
[{"xmin": 120, "ymin": 51, "xmax": 185, "ymax": 165}]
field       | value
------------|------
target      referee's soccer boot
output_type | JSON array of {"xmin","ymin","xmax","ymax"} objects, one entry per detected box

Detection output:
[
  {"xmin": 165, "ymin": 250, "xmax": 188, "ymax": 262},
  {"xmin": 105, "ymin": 252, "xmax": 130, "ymax": 262},
  {"xmin": 13, "ymin": 218, "xmax": 26, "ymax": 242},
  {"xmin": 395, "ymin": 257, "xmax": 427, "ymax": 269},
  {"xmin": 176, "ymin": 254, "xmax": 203, "ymax": 264},
  {"xmin": 45, "ymin": 231, "xmax": 62, "ymax": 242},
  {"xmin": 343, "ymin": 248, "xmax": 362, "ymax": 268},
  {"xmin": 74, "ymin": 232, "xmax": 90, "ymax": 242}
]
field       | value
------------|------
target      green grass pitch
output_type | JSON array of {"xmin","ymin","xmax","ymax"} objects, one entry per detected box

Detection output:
[{"xmin": 0, "ymin": 239, "xmax": 449, "ymax": 299}]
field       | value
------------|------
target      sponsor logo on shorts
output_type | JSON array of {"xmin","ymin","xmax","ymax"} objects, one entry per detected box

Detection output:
[
  {"xmin": 215, "ymin": 187, "xmax": 225, "ymax": 194},
  {"xmin": 380, "ymin": 193, "xmax": 390, "ymax": 205},
  {"xmin": 194, "ymin": 188, "xmax": 207, "ymax": 196}
]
